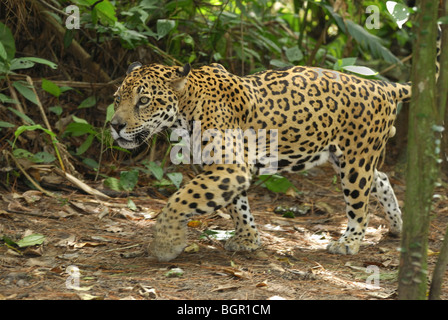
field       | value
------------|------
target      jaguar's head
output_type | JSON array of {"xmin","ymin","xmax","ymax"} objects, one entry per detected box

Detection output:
[{"xmin": 110, "ymin": 62, "xmax": 190, "ymax": 149}]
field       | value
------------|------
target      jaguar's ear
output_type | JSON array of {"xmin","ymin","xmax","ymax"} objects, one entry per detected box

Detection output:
[
  {"xmin": 170, "ymin": 63, "xmax": 191, "ymax": 91},
  {"xmin": 127, "ymin": 61, "xmax": 142, "ymax": 75}
]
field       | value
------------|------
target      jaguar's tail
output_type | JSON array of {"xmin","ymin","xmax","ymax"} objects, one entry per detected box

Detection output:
[{"xmin": 388, "ymin": 24, "xmax": 442, "ymax": 104}]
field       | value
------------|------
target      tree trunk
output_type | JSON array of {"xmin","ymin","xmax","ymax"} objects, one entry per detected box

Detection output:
[
  {"xmin": 397, "ymin": 1, "xmax": 439, "ymax": 300},
  {"xmin": 428, "ymin": 0, "xmax": 448, "ymax": 300},
  {"xmin": 439, "ymin": 9, "xmax": 448, "ymax": 178}
]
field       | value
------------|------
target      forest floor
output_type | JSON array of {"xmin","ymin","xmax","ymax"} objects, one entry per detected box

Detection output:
[{"xmin": 1, "ymin": 162, "xmax": 447, "ymax": 301}]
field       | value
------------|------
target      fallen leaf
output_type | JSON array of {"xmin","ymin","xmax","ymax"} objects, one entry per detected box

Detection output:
[
  {"xmin": 428, "ymin": 249, "xmax": 439, "ymax": 256},
  {"xmin": 210, "ymin": 284, "xmax": 241, "ymax": 292},
  {"xmin": 74, "ymin": 242, "xmax": 105, "ymax": 248},
  {"xmin": 138, "ymin": 284, "xmax": 157, "ymax": 299},
  {"xmin": 23, "ymin": 246, "xmax": 44, "ymax": 257},
  {"xmin": 55, "ymin": 235, "xmax": 77, "ymax": 247},
  {"xmin": 105, "ymin": 225, "xmax": 123, "ymax": 233},
  {"xmin": 165, "ymin": 267, "xmax": 184, "ymax": 278},
  {"xmin": 8, "ymin": 200, "xmax": 33, "ymax": 212},
  {"xmin": 16, "ymin": 234, "xmax": 46, "ymax": 248},
  {"xmin": 184, "ymin": 243, "xmax": 200, "ymax": 253},
  {"xmin": 187, "ymin": 220, "xmax": 203, "ymax": 228},
  {"xmin": 276, "ymin": 257, "xmax": 294, "ymax": 266},
  {"xmin": 221, "ymin": 267, "xmax": 250, "ymax": 279},
  {"xmin": 72, "ymin": 285, "xmax": 94, "ymax": 292},
  {"xmin": 119, "ymin": 209, "xmax": 150, "ymax": 220},
  {"xmin": 77, "ymin": 293, "xmax": 103, "ymax": 300},
  {"xmin": 22, "ymin": 190, "xmax": 42, "ymax": 204}
]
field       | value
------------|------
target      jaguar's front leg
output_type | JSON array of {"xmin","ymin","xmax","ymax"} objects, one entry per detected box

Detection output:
[
  {"xmin": 149, "ymin": 164, "xmax": 251, "ymax": 262},
  {"xmin": 224, "ymin": 191, "xmax": 261, "ymax": 252}
]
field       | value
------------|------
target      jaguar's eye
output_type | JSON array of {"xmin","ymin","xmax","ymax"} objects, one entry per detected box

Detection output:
[
  {"xmin": 139, "ymin": 96, "xmax": 150, "ymax": 105},
  {"xmin": 115, "ymin": 96, "xmax": 121, "ymax": 103}
]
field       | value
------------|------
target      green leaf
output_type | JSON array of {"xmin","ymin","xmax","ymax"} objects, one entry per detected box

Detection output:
[
  {"xmin": 32, "ymin": 151, "xmax": 56, "ymax": 163},
  {"xmin": 127, "ymin": 199, "xmax": 137, "ymax": 211},
  {"xmin": 285, "ymin": 46, "xmax": 303, "ymax": 63},
  {"xmin": 13, "ymin": 148, "xmax": 35, "ymax": 160},
  {"xmin": 119, "ymin": 170, "xmax": 139, "ymax": 191},
  {"xmin": 64, "ymin": 122, "xmax": 96, "ymax": 137},
  {"xmin": 0, "ymin": 22, "xmax": 16, "ymax": 61},
  {"xmin": 71, "ymin": 115, "xmax": 89, "ymax": 124},
  {"xmin": 257, "ymin": 34, "xmax": 282, "ymax": 54},
  {"xmin": 2, "ymin": 235, "xmax": 17, "ymax": 247},
  {"xmin": 0, "ymin": 41, "xmax": 7, "ymax": 61},
  {"xmin": 154, "ymin": 178, "xmax": 174, "ymax": 187},
  {"xmin": 145, "ymin": 161, "xmax": 164, "ymax": 181},
  {"xmin": 104, "ymin": 177, "xmax": 121, "ymax": 191},
  {"xmin": 8, "ymin": 107, "xmax": 35, "ymax": 125},
  {"xmin": 105, "ymin": 103, "xmax": 115, "ymax": 123},
  {"xmin": 166, "ymin": 172, "xmax": 183, "ymax": 189},
  {"xmin": 12, "ymin": 81, "xmax": 39, "ymax": 105},
  {"xmin": 0, "ymin": 93, "xmax": 18, "ymax": 104},
  {"xmin": 16, "ymin": 234, "xmax": 46, "ymax": 248},
  {"xmin": 49, "ymin": 106, "xmax": 63, "ymax": 116},
  {"xmin": 14, "ymin": 125, "xmax": 56, "ymax": 145},
  {"xmin": 10, "ymin": 58, "xmax": 35, "ymax": 71},
  {"xmin": 344, "ymin": 20, "xmax": 400, "ymax": 64},
  {"xmin": 76, "ymin": 134, "xmax": 95, "ymax": 155},
  {"xmin": 78, "ymin": 96, "xmax": 96, "ymax": 109},
  {"xmin": 12, "ymin": 57, "xmax": 57, "ymax": 70},
  {"xmin": 63, "ymin": 29, "xmax": 74, "ymax": 49},
  {"xmin": 92, "ymin": 0, "xmax": 117, "ymax": 25},
  {"xmin": 257, "ymin": 174, "xmax": 296, "ymax": 194},
  {"xmin": 270, "ymin": 59, "xmax": 292, "ymax": 68},
  {"xmin": 156, "ymin": 19, "xmax": 176, "ymax": 40},
  {"xmin": 42, "ymin": 79, "xmax": 61, "ymax": 97},
  {"xmin": 342, "ymin": 65, "xmax": 378, "ymax": 76},
  {"xmin": 60, "ymin": 86, "xmax": 74, "ymax": 93},
  {"xmin": 0, "ymin": 121, "xmax": 15, "ymax": 128},
  {"xmin": 83, "ymin": 158, "xmax": 99, "ymax": 169}
]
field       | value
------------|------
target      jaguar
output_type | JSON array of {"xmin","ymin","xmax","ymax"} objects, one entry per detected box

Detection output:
[{"xmin": 110, "ymin": 43, "xmax": 436, "ymax": 261}]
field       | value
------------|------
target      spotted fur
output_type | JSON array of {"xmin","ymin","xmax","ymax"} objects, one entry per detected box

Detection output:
[{"xmin": 110, "ymin": 61, "xmax": 414, "ymax": 262}]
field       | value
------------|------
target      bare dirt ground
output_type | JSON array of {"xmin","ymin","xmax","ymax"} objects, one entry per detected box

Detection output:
[{"xmin": 1, "ymin": 162, "xmax": 447, "ymax": 301}]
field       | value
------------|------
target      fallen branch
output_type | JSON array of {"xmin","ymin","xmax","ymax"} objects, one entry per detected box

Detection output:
[
  {"xmin": 6, "ymin": 150, "xmax": 58, "ymax": 198},
  {"xmin": 53, "ymin": 167, "xmax": 110, "ymax": 200}
]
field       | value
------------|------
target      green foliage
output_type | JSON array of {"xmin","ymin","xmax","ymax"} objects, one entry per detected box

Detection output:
[
  {"xmin": 61, "ymin": 0, "xmax": 407, "ymax": 73},
  {"xmin": 104, "ymin": 169, "xmax": 139, "ymax": 192},
  {"xmin": 1, "ymin": 0, "xmax": 421, "ymax": 195},
  {"xmin": 140, "ymin": 160, "xmax": 183, "ymax": 189},
  {"xmin": 256, "ymin": 174, "xmax": 297, "ymax": 194},
  {"xmin": 2, "ymin": 233, "xmax": 46, "ymax": 251},
  {"xmin": 0, "ymin": 22, "xmax": 61, "ymax": 173},
  {"xmin": 0, "ymin": 23, "xmax": 56, "ymax": 74}
]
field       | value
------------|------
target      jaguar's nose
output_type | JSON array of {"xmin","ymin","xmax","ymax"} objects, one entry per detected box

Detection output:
[{"xmin": 110, "ymin": 117, "xmax": 126, "ymax": 134}]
